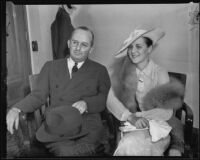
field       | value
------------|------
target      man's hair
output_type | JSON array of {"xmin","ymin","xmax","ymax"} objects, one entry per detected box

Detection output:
[{"xmin": 70, "ymin": 26, "xmax": 94, "ymax": 47}]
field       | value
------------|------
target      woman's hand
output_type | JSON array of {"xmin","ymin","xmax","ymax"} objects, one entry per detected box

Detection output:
[
  {"xmin": 127, "ymin": 114, "xmax": 149, "ymax": 129},
  {"xmin": 127, "ymin": 114, "xmax": 139, "ymax": 125},
  {"xmin": 135, "ymin": 117, "xmax": 149, "ymax": 129}
]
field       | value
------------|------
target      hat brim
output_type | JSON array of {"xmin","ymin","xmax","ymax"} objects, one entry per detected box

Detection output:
[
  {"xmin": 115, "ymin": 29, "xmax": 154, "ymax": 58},
  {"xmin": 36, "ymin": 123, "xmax": 89, "ymax": 142}
]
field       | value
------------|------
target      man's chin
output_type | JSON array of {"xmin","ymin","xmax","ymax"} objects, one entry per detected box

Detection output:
[{"xmin": 71, "ymin": 56, "xmax": 85, "ymax": 62}]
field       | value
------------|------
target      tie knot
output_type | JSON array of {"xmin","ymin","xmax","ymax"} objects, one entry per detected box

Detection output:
[{"xmin": 72, "ymin": 62, "xmax": 78, "ymax": 74}]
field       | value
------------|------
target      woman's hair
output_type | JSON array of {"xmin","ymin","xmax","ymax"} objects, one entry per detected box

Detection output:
[{"xmin": 142, "ymin": 36, "xmax": 153, "ymax": 47}]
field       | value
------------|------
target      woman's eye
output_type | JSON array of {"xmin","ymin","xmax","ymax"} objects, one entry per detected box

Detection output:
[
  {"xmin": 136, "ymin": 46, "xmax": 142, "ymax": 49},
  {"xmin": 128, "ymin": 45, "xmax": 133, "ymax": 49}
]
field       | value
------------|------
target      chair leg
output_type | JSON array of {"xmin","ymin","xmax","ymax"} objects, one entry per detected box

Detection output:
[{"xmin": 183, "ymin": 145, "xmax": 193, "ymax": 158}]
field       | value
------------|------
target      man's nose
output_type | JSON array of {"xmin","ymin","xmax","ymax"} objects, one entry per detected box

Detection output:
[{"xmin": 75, "ymin": 43, "xmax": 81, "ymax": 50}]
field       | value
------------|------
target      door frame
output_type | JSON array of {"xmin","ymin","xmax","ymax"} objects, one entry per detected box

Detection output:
[{"xmin": 6, "ymin": 3, "xmax": 32, "ymax": 107}]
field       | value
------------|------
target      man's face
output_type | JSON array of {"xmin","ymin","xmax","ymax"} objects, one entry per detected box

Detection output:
[{"xmin": 68, "ymin": 29, "xmax": 93, "ymax": 62}]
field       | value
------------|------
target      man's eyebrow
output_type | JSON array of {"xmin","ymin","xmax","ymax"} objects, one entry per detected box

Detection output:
[
  {"xmin": 71, "ymin": 40, "xmax": 90, "ymax": 46},
  {"xmin": 72, "ymin": 39, "xmax": 88, "ymax": 43},
  {"xmin": 82, "ymin": 42, "xmax": 90, "ymax": 45}
]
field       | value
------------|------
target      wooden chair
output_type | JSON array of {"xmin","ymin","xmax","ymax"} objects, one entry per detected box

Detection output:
[
  {"xmin": 106, "ymin": 72, "xmax": 194, "ymax": 157},
  {"xmin": 168, "ymin": 72, "xmax": 193, "ymax": 157},
  {"xmin": 18, "ymin": 74, "xmax": 115, "ymax": 157}
]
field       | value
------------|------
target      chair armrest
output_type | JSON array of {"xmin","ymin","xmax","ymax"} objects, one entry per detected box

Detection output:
[
  {"xmin": 103, "ymin": 110, "xmax": 120, "ymax": 155},
  {"xmin": 181, "ymin": 102, "xmax": 194, "ymax": 158},
  {"xmin": 182, "ymin": 102, "xmax": 193, "ymax": 124},
  {"xmin": 18, "ymin": 112, "xmax": 37, "ymax": 149},
  {"xmin": 182, "ymin": 102, "xmax": 193, "ymax": 146}
]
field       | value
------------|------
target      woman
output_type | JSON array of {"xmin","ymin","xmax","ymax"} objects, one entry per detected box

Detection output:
[{"xmin": 107, "ymin": 25, "xmax": 184, "ymax": 156}]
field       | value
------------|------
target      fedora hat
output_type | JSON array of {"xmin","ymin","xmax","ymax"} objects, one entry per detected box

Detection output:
[
  {"xmin": 115, "ymin": 25, "xmax": 165, "ymax": 58},
  {"xmin": 36, "ymin": 106, "xmax": 88, "ymax": 142}
]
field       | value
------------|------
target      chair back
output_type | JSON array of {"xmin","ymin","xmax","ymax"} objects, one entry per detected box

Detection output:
[
  {"xmin": 168, "ymin": 72, "xmax": 187, "ymax": 120},
  {"xmin": 168, "ymin": 72, "xmax": 186, "ymax": 87},
  {"xmin": 168, "ymin": 72, "xmax": 194, "ymax": 155}
]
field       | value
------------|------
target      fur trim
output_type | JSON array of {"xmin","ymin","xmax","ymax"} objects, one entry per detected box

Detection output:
[
  {"xmin": 143, "ymin": 79, "xmax": 185, "ymax": 111},
  {"xmin": 110, "ymin": 56, "xmax": 138, "ymax": 113}
]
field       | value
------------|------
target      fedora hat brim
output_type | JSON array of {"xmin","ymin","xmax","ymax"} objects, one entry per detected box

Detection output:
[{"xmin": 36, "ymin": 123, "xmax": 89, "ymax": 142}]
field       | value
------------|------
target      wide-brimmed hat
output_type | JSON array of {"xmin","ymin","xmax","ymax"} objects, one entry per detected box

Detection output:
[
  {"xmin": 115, "ymin": 25, "xmax": 165, "ymax": 58},
  {"xmin": 36, "ymin": 106, "xmax": 88, "ymax": 142}
]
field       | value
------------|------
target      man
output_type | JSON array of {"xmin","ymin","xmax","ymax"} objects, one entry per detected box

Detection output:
[{"xmin": 6, "ymin": 26, "xmax": 111, "ymax": 156}]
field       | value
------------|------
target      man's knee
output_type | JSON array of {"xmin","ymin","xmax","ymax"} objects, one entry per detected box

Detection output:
[{"xmin": 46, "ymin": 141, "xmax": 96, "ymax": 156}]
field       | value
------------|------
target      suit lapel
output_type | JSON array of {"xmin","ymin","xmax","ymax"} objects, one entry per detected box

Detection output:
[
  {"xmin": 71, "ymin": 58, "xmax": 91, "ymax": 79},
  {"xmin": 59, "ymin": 58, "xmax": 92, "ymax": 98},
  {"xmin": 54, "ymin": 57, "xmax": 70, "ymax": 86}
]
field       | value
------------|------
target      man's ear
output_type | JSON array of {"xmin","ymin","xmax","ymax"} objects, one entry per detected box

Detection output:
[
  {"xmin": 67, "ymin": 40, "xmax": 70, "ymax": 48},
  {"xmin": 89, "ymin": 46, "xmax": 94, "ymax": 54}
]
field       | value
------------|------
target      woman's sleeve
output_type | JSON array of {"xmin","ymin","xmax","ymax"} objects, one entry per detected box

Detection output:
[
  {"xmin": 157, "ymin": 67, "xmax": 170, "ymax": 85},
  {"xmin": 106, "ymin": 87, "xmax": 132, "ymax": 121}
]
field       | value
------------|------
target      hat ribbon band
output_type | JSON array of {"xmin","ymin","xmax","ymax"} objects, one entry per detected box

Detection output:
[{"xmin": 43, "ymin": 120, "xmax": 82, "ymax": 138}]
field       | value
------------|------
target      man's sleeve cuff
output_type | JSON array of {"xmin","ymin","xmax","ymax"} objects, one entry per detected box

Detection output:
[{"xmin": 11, "ymin": 107, "xmax": 21, "ymax": 113}]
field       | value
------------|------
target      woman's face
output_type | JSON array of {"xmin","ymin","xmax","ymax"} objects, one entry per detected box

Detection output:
[{"xmin": 127, "ymin": 37, "xmax": 152, "ymax": 65}]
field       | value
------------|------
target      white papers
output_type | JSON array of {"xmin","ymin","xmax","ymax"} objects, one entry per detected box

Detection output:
[
  {"xmin": 119, "ymin": 120, "xmax": 172, "ymax": 142},
  {"xmin": 119, "ymin": 121, "xmax": 148, "ymax": 132},
  {"xmin": 149, "ymin": 120, "xmax": 172, "ymax": 142}
]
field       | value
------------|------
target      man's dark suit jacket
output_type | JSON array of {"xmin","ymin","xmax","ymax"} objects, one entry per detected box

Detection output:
[{"xmin": 14, "ymin": 57, "xmax": 111, "ymax": 144}]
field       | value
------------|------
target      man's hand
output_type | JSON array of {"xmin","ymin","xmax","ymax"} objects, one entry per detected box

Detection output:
[
  {"xmin": 72, "ymin": 100, "xmax": 88, "ymax": 114},
  {"xmin": 168, "ymin": 148, "xmax": 182, "ymax": 156},
  {"xmin": 6, "ymin": 108, "xmax": 21, "ymax": 134}
]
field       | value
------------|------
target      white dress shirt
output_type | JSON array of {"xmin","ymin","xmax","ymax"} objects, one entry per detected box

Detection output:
[
  {"xmin": 135, "ymin": 60, "xmax": 169, "ymax": 111},
  {"xmin": 67, "ymin": 57, "xmax": 84, "ymax": 79}
]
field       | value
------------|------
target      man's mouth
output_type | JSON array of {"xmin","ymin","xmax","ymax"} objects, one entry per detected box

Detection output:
[{"xmin": 73, "ymin": 51, "xmax": 81, "ymax": 55}]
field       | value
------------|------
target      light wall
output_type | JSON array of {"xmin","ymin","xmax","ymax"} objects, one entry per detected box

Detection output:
[
  {"xmin": 26, "ymin": 4, "xmax": 199, "ymax": 128},
  {"xmin": 26, "ymin": 5, "xmax": 57, "ymax": 74}
]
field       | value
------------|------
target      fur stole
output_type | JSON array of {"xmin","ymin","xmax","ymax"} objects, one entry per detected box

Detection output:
[
  {"xmin": 110, "ymin": 56, "xmax": 138, "ymax": 113},
  {"xmin": 143, "ymin": 78, "xmax": 185, "ymax": 111}
]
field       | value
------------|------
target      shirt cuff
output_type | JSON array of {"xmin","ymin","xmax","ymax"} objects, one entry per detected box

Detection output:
[
  {"xmin": 12, "ymin": 107, "xmax": 21, "ymax": 113},
  {"xmin": 121, "ymin": 110, "xmax": 132, "ymax": 121}
]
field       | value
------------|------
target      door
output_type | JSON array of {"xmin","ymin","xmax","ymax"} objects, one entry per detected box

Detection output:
[{"xmin": 6, "ymin": 2, "xmax": 32, "ymax": 108}]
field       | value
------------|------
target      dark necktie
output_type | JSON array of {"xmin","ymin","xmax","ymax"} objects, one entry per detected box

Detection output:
[{"xmin": 72, "ymin": 62, "xmax": 78, "ymax": 77}]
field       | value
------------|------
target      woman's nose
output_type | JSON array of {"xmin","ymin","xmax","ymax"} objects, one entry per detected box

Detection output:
[{"xmin": 129, "ymin": 47, "xmax": 137, "ymax": 54}]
